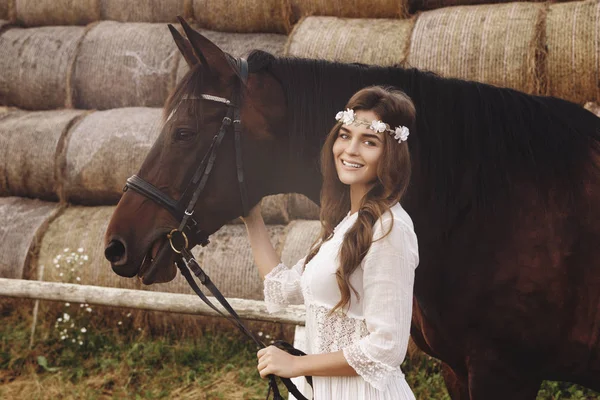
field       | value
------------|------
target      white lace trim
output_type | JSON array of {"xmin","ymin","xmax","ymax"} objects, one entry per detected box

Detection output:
[
  {"xmin": 306, "ymin": 303, "xmax": 369, "ymax": 354},
  {"xmin": 263, "ymin": 263, "xmax": 303, "ymax": 313},
  {"xmin": 343, "ymin": 341, "xmax": 404, "ymax": 391}
]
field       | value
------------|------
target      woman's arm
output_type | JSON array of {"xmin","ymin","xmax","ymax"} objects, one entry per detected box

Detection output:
[
  {"xmin": 241, "ymin": 203, "xmax": 281, "ymax": 279},
  {"xmin": 257, "ymin": 347, "xmax": 357, "ymax": 379}
]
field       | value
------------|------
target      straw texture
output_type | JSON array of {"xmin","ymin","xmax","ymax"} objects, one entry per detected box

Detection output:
[
  {"xmin": 100, "ymin": 0, "xmax": 188, "ymax": 22},
  {"xmin": 0, "ymin": 197, "xmax": 59, "ymax": 280},
  {"xmin": 63, "ymin": 108, "xmax": 162, "ymax": 205},
  {"xmin": 0, "ymin": 26, "xmax": 86, "ymax": 109},
  {"xmin": 15, "ymin": 0, "xmax": 100, "ymax": 26},
  {"xmin": 279, "ymin": 220, "xmax": 321, "ymax": 266},
  {"xmin": 232, "ymin": 193, "xmax": 319, "ymax": 225},
  {"xmin": 407, "ymin": 3, "xmax": 545, "ymax": 94},
  {"xmin": 285, "ymin": 16, "xmax": 414, "ymax": 66},
  {"xmin": 291, "ymin": 0, "xmax": 408, "ymax": 21},
  {"xmin": 176, "ymin": 28, "xmax": 286, "ymax": 81},
  {"xmin": 546, "ymin": 0, "xmax": 600, "ymax": 104},
  {"xmin": 0, "ymin": 110, "xmax": 85, "ymax": 200},
  {"xmin": 71, "ymin": 22, "xmax": 179, "ymax": 110},
  {"xmin": 192, "ymin": 0, "xmax": 291, "ymax": 33}
]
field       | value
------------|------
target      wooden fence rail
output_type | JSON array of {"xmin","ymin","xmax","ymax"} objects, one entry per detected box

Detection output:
[{"xmin": 0, "ymin": 278, "xmax": 306, "ymax": 325}]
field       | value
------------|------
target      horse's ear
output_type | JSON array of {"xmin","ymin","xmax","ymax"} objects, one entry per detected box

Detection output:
[
  {"xmin": 176, "ymin": 16, "xmax": 233, "ymax": 77},
  {"xmin": 168, "ymin": 23, "xmax": 198, "ymax": 68}
]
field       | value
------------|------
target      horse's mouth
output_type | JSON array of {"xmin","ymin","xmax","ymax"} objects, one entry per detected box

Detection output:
[{"xmin": 137, "ymin": 237, "xmax": 177, "ymax": 284}]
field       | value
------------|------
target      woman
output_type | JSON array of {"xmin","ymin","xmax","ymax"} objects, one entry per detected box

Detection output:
[{"xmin": 242, "ymin": 86, "xmax": 419, "ymax": 399}]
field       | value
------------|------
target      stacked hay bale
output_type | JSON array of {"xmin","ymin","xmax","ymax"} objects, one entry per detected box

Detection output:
[{"xmin": 1, "ymin": 0, "xmax": 597, "ymax": 338}]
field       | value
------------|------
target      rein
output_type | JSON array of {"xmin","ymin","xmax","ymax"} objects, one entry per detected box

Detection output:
[{"xmin": 123, "ymin": 58, "xmax": 311, "ymax": 400}]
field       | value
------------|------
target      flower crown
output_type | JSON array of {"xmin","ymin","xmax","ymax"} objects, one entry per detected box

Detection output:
[{"xmin": 335, "ymin": 108, "xmax": 409, "ymax": 143}]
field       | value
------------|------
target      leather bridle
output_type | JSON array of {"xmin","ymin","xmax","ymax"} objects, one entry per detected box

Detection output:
[{"xmin": 122, "ymin": 58, "xmax": 310, "ymax": 400}]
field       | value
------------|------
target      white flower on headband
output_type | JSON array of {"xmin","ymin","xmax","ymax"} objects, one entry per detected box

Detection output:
[
  {"xmin": 370, "ymin": 120, "xmax": 387, "ymax": 133},
  {"xmin": 395, "ymin": 126, "xmax": 410, "ymax": 142},
  {"xmin": 335, "ymin": 108, "xmax": 355, "ymax": 125}
]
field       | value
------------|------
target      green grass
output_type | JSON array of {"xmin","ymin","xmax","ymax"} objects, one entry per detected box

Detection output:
[{"xmin": 0, "ymin": 299, "xmax": 598, "ymax": 399}]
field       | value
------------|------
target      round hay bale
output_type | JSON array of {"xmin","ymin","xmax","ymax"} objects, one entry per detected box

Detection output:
[
  {"xmin": 406, "ymin": 3, "xmax": 545, "ymax": 94},
  {"xmin": 38, "ymin": 205, "xmax": 288, "ymax": 300},
  {"xmin": 192, "ymin": 0, "xmax": 291, "ymax": 33},
  {"xmin": 546, "ymin": 0, "xmax": 600, "ymax": 104},
  {"xmin": 63, "ymin": 108, "xmax": 163, "ymax": 205},
  {"xmin": 278, "ymin": 220, "xmax": 321, "ymax": 266},
  {"xmin": 100, "ymin": 0, "xmax": 189, "ymax": 22},
  {"xmin": 284, "ymin": 16, "xmax": 415, "ymax": 66},
  {"xmin": 0, "ymin": 110, "xmax": 86, "ymax": 200},
  {"xmin": 0, "ymin": 26, "xmax": 86, "ymax": 110},
  {"xmin": 15, "ymin": 0, "xmax": 100, "ymax": 26},
  {"xmin": 38, "ymin": 206, "xmax": 143, "ymax": 288},
  {"xmin": 585, "ymin": 102, "xmax": 600, "ymax": 117},
  {"xmin": 230, "ymin": 193, "xmax": 319, "ymax": 225},
  {"xmin": 0, "ymin": 197, "xmax": 59, "ymax": 280},
  {"xmin": 176, "ymin": 28, "xmax": 287, "ymax": 82},
  {"xmin": 291, "ymin": 0, "xmax": 408, "ymax": 22},
  {"xmin": 71, "ymin": 22, "xmax": 179, "ymax": 110}
]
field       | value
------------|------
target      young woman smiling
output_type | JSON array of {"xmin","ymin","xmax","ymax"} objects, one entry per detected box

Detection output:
[{"xmin": 242, "ymin": 86, "xmax": 419, "ymax": 399}]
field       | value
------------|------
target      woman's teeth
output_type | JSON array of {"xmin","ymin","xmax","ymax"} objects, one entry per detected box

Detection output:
[{"xmin": 342, "ymin": 160, "xmax": 363, "ymax": 168}]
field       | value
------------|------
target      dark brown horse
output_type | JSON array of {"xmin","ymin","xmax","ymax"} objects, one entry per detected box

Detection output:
[{"xmin": 104, "ymin": 19, "xmax": 600, "ymax": 399}]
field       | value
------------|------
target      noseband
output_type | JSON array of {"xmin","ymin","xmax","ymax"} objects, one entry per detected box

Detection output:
[{"xmin": 121, "ymin": 58, "xmax": 310, "ymax": 400}]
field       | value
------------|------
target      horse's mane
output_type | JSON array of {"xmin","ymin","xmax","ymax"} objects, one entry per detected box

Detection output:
[{"xmin": 248, "ymin": 50, "xmax": 600, "ymax": 230}]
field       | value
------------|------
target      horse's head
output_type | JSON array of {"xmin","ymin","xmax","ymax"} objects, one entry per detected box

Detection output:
[{"xmin": 104, "ymin": 18, "xmax": 289, "ymax": 284}]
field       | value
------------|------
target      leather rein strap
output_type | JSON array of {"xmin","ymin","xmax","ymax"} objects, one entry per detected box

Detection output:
[{"xmin": 123, "ymin": 58, "xmax": 310, "ymax": 400}]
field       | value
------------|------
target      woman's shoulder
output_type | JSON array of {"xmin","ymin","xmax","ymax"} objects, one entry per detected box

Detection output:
[{"xmin": 378, "ymin": 202, "xmax": 415, "ymax": 232}]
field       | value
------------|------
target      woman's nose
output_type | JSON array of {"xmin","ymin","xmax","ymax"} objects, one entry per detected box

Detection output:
[{"xmin": 345, "ymin": 139, "xmax": 360, "ymax": 155}]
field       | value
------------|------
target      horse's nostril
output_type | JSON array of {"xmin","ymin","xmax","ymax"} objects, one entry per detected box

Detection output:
[{"xmin": 105, "ymin": 239, "xmax": 126, "ymax": 265}]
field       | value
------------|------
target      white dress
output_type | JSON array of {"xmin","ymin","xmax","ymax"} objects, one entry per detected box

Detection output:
[{"xmin": 264, "ymin": 203, "xmax": 419, "ymax": 400}]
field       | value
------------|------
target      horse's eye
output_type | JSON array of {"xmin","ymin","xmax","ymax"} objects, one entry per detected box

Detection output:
[{"xmin": 175, "ymin": 129, "xmax": 196, "ymax": 141}]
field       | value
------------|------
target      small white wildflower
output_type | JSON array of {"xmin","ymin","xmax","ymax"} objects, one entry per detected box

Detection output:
[
  {"xmin": 369, "ymin": 120, "xmax": 387, "ymax": 133},
  {"xmin": 79, "ymin": 341, "xmax": 83, "ymax": 346},
  {"xmin": 76, "ymin": 277, "xmax": 81, "ymax": 282},
  {"xmin": 126, "ymin": 313, "xmax": 131, "ymax": 318},
  {"xmin": 59, "ymin": 273, "xmax": 63, "ymax": 277},
  {"xmin": 63, "ymin": 313, "xmax": 70, "ymax": 322},
  {"xmin": 56, "ymin": 255, "xmax": 62, "ymax": 259},
  {"xmin": 117, "ymin": 321, "xmax": 122, "ymax": 325},
  {"xmin": 78, "ymin": 262, "xmax": 83, "ymax": 265},
  {"xmin": 53, "ymin": 259, "xmax": 59, "ymax": 265},
  {"xmin": 64, "ymin": 248, "xmax": 70, "ymax": 253},
  {"xmin": 137, "ymin": 328, "xmax": 142, "ymax": 331},
  {"xmin": 86, "ymin": 307, "xmax": 92, "ymax": 313},
  {"xmin": 57, "ymin": 318, "xmax": 63, "ymax": 322},
  {"xmin": 258, "ymin": 331, "xmax": 263, "ymax": 337},
  {"xmin": 72, "ymin": 339, "xmax": 76, "ymax": 343},
  {"xmin": 80, "ymin": 304, "xmax": 84, "ymax": 308},
  {"xmin": 70, "ymin": 323, "xmax": 74, "ymax": 328},
  {"xmin": 83, "ymin": 255, "xmax": 89, "ymax": 261},
  {"xmin": 81, "ymin": 328, "xmax": 87, "ymax": 333},
  {"xmin": 77, "ymin": 247, "xmax": 84, "ymax": 253},
  {"xmin": 65, "ymin": 302, "xmax": 70, "ymax": 307},
  {"xmin": 60, "ymin": 335, "xmax": 66, "ymax": 340},
  {"xmin": 265, "ymin": 334, "xmax": 271, "ymax": 339}
]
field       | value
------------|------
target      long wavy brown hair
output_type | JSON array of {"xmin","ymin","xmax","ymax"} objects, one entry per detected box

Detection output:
[{"xmin": 304, "ymin": 86, "xmax": 416, "ymax": 314}]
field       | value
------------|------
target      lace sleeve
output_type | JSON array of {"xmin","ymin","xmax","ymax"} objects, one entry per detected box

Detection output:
[
  {"xmin": 263, "ymin": 256, "xmax": 306, "ymax": 313},
  {"xmin": 342, "ymin": 217, "xmax": 419, "ymax": 391}
]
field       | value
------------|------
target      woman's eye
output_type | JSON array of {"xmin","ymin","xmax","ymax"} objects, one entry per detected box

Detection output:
[
  {"xmin": 365, "ymin": 141, "xmax": 376, "ymax": 146},
  {"xmin": 175, "ymin": 129, "xmax": 196, "ymax": 141},
  {"xmin": 339, "ymin": 133, "xmax": 349, "ymax": 139}
]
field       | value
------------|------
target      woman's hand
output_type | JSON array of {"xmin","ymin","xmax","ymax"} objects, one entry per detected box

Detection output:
[{"xmin": 257, "ymin": 345, "xmax": 301, "ymax": 379}]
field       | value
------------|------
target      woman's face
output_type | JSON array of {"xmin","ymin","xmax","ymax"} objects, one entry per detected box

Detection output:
[{"xmin": 332, "ymin": 109, "xmax": 384, "ymax": 193}]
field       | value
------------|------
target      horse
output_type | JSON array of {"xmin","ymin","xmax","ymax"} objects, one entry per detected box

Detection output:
[{"xmin": 104, "ymin": 18, "xmax": 600, "ymax": 399}]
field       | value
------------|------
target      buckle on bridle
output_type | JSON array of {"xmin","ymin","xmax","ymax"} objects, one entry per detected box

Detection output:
[{"xmin": 167, "ymin": 229, "xmax": 189, "ymax": 254}]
